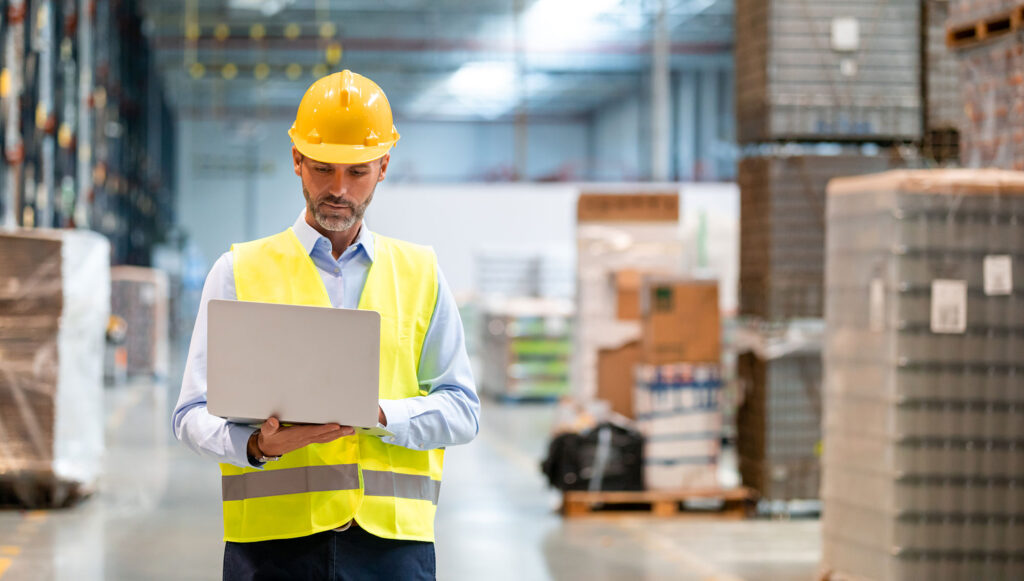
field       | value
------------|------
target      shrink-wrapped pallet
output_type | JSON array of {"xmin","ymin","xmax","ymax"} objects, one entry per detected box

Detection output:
[
  {"xmin": 823, "ymin": 169, "xmax": 1024, "ymax": 580},
  {"xmin": 110, "ymin": 266, "xmax": 169, "ymax": 378},
  {"xmin": 0, "ymin": 230, "xmax": 110, "ymax": 507}
]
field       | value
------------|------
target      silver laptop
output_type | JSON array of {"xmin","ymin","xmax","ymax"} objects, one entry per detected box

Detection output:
[{"xmin": 207, "ymin": 299, "xmax": 393, "ymax": 437}]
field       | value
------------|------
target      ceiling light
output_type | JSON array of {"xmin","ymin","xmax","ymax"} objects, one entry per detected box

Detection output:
[{"xmin": 449, "ymin": 62, "xmax": 516, "ymax": 94}]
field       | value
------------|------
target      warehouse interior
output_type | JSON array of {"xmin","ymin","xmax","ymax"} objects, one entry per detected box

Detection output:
[{"xmin": 0, "ymin": 0, "xmax": 1022, "ymax": 580}]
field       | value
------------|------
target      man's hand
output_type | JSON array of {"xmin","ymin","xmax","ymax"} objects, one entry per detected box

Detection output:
[{"xmin": 249, "ymin": 417, "xmax": 354, "ymax": 459}]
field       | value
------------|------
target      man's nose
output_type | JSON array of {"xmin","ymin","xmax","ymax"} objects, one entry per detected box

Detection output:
[{"xmin": 329, "ymin": 171, "xmax": 348, "ymax": 194}]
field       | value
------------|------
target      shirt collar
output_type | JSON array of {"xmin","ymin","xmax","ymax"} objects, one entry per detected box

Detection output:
[{"xmin": 292, "ymin": 209, "xmax": 375, "ymax": 263}]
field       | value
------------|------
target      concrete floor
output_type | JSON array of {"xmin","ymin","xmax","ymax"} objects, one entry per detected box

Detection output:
[{"xmin": 0, "ymin": 381, "xmax": 821, "ymax": 580}]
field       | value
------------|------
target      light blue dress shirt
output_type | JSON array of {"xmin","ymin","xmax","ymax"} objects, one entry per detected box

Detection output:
[{"xmin": 172, "ymin": 211, "xmax": 480, "ymax": 468}]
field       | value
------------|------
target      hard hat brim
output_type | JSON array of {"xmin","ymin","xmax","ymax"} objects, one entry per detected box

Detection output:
[{"xmin": 290, "ymin": 133, "xmax": 398, "ymax": 165}]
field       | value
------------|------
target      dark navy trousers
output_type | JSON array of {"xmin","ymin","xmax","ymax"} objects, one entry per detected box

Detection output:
[{"xmin": 223, "ymin": 525, "xmax": 435, "ymax": 581}]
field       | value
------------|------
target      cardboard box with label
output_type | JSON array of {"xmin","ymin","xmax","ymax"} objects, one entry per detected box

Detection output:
[{"xmin": 641, "ymin": 278, "xmax": 721, "ymax": 365}]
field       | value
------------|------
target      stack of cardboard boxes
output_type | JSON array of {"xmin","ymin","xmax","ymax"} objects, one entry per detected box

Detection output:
[
  {"xmin": 575, "ymin": 192, "xmax": 724, "ymax": 491},
  {"xmin": 0, "ymin": 231, "xmax": 109, "ymax": 507}
]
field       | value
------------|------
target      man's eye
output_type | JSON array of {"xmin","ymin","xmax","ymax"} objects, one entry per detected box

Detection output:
[
  {"xmin": 314, "ymin": 166, "xmax": 331, "ymax": 174},
  {"xmin": 350, "ymin": 170, "xmax": 368, "ymax": 177}
]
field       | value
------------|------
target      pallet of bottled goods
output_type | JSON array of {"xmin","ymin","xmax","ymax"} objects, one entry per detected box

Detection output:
[{"xmin": 822, "ymin": 169, "xmax": 1024, "ymax": 581}]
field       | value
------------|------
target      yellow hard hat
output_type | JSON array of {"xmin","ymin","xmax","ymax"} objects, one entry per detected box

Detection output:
[{"xmin": 288, "ymin": 70, "xmax": 400, "ymax": 164}]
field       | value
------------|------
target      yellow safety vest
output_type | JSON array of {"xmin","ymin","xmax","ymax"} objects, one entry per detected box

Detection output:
[{"xmin": 219, "ymin": 227, "xmax": 443, "ymax": 543}]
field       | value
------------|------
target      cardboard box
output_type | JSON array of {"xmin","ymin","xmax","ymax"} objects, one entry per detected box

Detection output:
[
  {"xmin": 614, "ymin": 270, "xmax": 641, "ymax": 321},
  {"xmin": 597, "ymin": 340, "xmax": 641, "ymax": 418},
  {"xmin": 641, "ymin": 279, "xmax": 720, "ymax": 364},
  {"xmin": 577, "ymin": 192, "xmax": 679, "ymax": 222}
]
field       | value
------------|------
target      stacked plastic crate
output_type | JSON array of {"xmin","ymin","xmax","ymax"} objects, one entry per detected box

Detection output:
[{"xmin": 822, "ymin": 169, "xmax": 1024, "ymax": 580}]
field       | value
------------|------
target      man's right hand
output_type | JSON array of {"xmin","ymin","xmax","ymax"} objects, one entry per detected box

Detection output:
[{"xmin": 248, "ymin": 417, "xmax": 355, "ymax": 459}]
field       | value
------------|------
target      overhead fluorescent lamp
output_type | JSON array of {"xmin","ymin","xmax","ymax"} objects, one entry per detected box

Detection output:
[
  {"xmin": 228, "ymin": 0, "xmax": 294, "ymax": 17},
  {"xmin": 449, "ymin": 62, "xmax": 517, "ymax": 94}
]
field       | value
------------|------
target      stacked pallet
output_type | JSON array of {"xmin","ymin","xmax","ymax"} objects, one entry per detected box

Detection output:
[
  {"xmin": 734, "ymin": 0, "xmax": 935, "ymax": 505},
  {"xmin": 735, "ymin": 0, "xmax": 922, "ymax": 143},
  {"xmin": 738, "ymin": 150, "xmax": 897, "ymax": 320},
  {"xmin": 736, "ymin": 343, "xmax": 823, "ymax": 502},
  {"xmin": 822, "ymin": 169, "xmax": 1024, "ymax": 580},
  {"xmin": 0, "ymin": 230, "xmax": 109, "ymax": 507},
  {"xmin": 110, "ymin": 266, "xmax": 170, "ymax": 379},
  {"xmin": 947, "ymin": 1, "xmax": 1024, "ymax": 170}
]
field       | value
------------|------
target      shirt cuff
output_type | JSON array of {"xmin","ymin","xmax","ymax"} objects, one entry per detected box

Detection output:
[
  {"xmin": 377, "ymin": 399, "xmax": 411, "ymax": 445},
  {"xmin": 228, "ymin": 423, "xmax": 265, "ymax": 469}
]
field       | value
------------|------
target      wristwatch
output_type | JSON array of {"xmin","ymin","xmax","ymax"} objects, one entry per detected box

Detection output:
[{"xmin": 248, "ymin": 431, "xmax": 281, "ymax": 463}]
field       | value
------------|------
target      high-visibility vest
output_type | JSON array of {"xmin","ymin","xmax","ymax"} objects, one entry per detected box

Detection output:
[{"xmin": 219, "ymin": 227, "xmax": 442, "ymax": 543}]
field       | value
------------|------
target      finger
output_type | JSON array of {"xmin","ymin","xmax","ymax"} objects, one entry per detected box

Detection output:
[
  {"xmin": 262, "ymin": 417, "xmax": 280, "ymax": 435},
  {"xmin": 339, "ymin": 426, "xmax": 355, "ymax": 437},
  {"xmin": 288, "ymin": 423, "xmax": 344, "ymax": 438},
  {"xmin": 310, "ymin": 430, "xmax": 350, "ymax": 444}
]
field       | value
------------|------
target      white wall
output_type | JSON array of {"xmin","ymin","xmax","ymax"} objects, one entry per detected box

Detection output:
[{"xmin": 367, "ymin": 183, "xmax": 578, "ymax": 295}]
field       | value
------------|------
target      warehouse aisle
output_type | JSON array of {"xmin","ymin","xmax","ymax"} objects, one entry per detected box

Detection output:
[{"xmin": 0, "ymin": 382, "xmax": 820, "ymax": 580}]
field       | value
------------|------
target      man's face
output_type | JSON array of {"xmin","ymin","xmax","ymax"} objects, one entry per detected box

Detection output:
[{"xmin": 292, "ymin": 147, "xmax": 390, "ymax": 232}]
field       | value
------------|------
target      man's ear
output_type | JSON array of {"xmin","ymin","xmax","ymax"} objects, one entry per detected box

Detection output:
[
  {"xmin": 292, "ymin": 147, "xmax": 303, "ymax": 176},
  {"xmin": 377, "ymin": 153, "xmax": 390, "ymax": 182}
]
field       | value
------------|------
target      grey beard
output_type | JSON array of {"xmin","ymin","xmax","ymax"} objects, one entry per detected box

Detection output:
[{"xmin": 305, "ymin": 190, "xmax": 373, "ymax": 232}]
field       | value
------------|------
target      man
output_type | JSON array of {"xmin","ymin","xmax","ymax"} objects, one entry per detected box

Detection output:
[{"xmin": 173, "ymin": 70, "xmax": 480, "ymax": 580}]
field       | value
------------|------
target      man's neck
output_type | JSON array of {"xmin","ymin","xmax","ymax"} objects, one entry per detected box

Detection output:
[{"xmin": 306, "ymin": 214, "xmax": 362, "ymax": 260}]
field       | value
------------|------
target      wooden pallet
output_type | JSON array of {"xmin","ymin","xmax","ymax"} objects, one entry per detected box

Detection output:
[
  {"xmin": 561, "ymin": 487, "xmax": 757, "ymax": 519},
  {"xmin": 946, "ymin": 4, "xmax": 1024, "ymax": 50}
]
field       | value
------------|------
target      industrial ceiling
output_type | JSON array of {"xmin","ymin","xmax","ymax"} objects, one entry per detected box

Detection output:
[{"xmin": 138, "ymin": 0, "xmax": 734, "ymax": 121}]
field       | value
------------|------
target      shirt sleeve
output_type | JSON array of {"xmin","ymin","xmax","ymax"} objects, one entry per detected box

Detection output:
[
  {"xmin": 171, "ymin": 251, "xmax": 262, "ymax": 469},
  {"xmin": 377, "ymin": 267, "xmax": 481, "ymax": 450}
]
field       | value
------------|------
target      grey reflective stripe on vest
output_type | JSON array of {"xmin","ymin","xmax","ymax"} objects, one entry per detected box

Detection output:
[
  {"xmin": 222, "ymin": 464, "xmax": 360, "ymax": 502},
  {"xmin": 222, "ymin": 465, "xmax": 440, "ymax": 504},
  {"xmin": 362, "ymin": 470, "xmax": 441, "ymax": 504}
]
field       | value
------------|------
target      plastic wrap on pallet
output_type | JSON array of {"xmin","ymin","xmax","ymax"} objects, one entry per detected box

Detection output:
[
  {"xmin": 733, "ymin": 319, "xmax": 826, "ymax": 360},
  {"xmin": 822, "ymin": 169, "xmax": 1024, "ymax": 581},
  {"xmin": 956, "ymin": 30, "xmax": 1024, "ymax": 170},
  {"xmin": 110, "ymin": 266, "xmax": 170, "ymax": 378},
  {"xmin": 634, "ymin": 363, "xmax": 722, "ymax": 490},
  {"xmin": 0, "ymin": 230, "xmax": 109, "ymax": 504}
]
